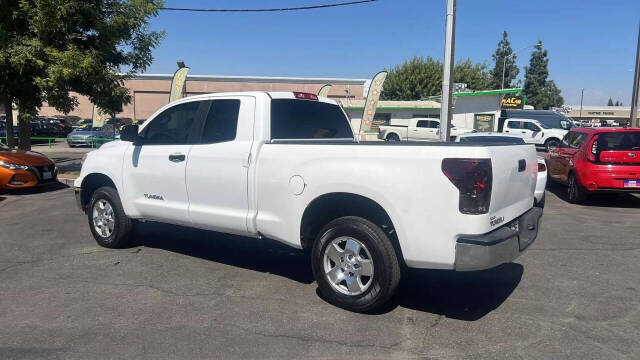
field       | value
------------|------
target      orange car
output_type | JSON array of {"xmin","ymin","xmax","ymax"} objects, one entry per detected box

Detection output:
[{"xmin": 0, "ymin": 142, "xmax": 57, "ymax": 189}]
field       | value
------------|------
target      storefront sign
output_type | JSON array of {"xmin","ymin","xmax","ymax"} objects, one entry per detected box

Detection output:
[
  {"xmin": 169, "ymin": 67, "xmax": 190, "ymax": 103},
  {"xmin": 360, "ymin": 71, "xmax": 387, "ymax": 135},
  {"xmin": 501, "ymin": 94, "xmax": 524, "ymax": 109}
]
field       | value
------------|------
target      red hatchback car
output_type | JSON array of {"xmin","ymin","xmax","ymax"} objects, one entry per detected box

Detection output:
[{"xmin": 546, "ymin": 127, "xmax": 640, "ymax": 203}]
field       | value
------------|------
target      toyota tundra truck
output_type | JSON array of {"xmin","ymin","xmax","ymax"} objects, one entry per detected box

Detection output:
[{"xmin": 74, "ymin": 91, "xmax": 543, "ymax": 312}]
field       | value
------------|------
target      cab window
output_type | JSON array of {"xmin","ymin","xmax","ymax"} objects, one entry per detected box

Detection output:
[{"xmin": 142, "ymin": 101, "xmax": 209, "ymax": 145}]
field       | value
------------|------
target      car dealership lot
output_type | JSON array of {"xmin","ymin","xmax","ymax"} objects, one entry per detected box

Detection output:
[{"xmin": 1, "ymin": 186, "xmax": 639, "ymax": 359}]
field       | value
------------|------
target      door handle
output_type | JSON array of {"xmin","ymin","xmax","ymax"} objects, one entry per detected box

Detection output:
[
  {"xmin": 169, "ymin": 153, "xmax": 185, "ymax": 162},
  {"xmin": 521, "ymin": 131, "xmax": 526, "ymax": 134}
]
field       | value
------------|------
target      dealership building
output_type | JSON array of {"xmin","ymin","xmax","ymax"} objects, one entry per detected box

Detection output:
[
  {"xmin": 562, "ymin": 105, "xmax": 640, "ymax": 124},
  {"xmin": 37, "ymin": 74, "xmax": 369, "ymax": 121}
]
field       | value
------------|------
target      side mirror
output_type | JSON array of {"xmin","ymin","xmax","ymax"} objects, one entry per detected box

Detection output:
[{"xmin": 120, "ymin": 124, "xmax": 140, "ymax": 144}]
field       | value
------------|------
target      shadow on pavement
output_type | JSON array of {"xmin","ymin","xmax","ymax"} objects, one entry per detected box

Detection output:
[
  {"xmin": 133, "ymin": 221, "xmax": 315, "ymax": 284},
  {"xmin": 134, "ymin": 221, "xmax": 522, "ymax": 319},
  {"xmin": 389, "ymin": 264, "xmax": 523, "ymax": 320},
  {"xmin": 3, "ymin": 181, "xmax": 69, "ymax": 195},
  {"xmin": 546, "ymin": 181, "xmax": 640, "ymax": 208}
]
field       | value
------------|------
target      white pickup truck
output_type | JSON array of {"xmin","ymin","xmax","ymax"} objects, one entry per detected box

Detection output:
[
  {"xmin": 378, "ymin": 118, "xmax": 475, "ymax": 142},
  {"xmin": 503, "ymin": 118, "xmax": 568, "ymax": 152},
  {"xmin": 74, "ymin": 91, "xmax": 543, "ymax": 312}
]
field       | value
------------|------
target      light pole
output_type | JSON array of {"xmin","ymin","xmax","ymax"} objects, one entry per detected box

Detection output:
[
  {"xmin": 439, "ymin": 0, "xmax": 456, "ymax": 142},
  {"xmin": 630, "ymin": 22, "xmax": 640, "ymax": 127},
  {"xmin": 501, "ymin": 45, "xmax": 535, "ymax": 89}
]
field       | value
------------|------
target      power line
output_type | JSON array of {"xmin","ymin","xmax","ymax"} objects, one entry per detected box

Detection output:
[{"xmin": 160, "ymin": 0, "xmax": 376, "ymax": 12}]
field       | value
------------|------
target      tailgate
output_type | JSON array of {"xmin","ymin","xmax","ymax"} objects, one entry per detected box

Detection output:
[{"xmin": 486, "ymin": 145, "xmax": 537, "ymax": 223}]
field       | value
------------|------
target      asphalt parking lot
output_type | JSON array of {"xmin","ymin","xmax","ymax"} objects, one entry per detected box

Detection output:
[{"xmin": 1, "ymin": 182, "xmax": 640, "ymax": 359}]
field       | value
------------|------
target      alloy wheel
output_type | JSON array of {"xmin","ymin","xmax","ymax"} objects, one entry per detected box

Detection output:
[
  {"xmin": 92, "ymin": 199, "xmax": 115, "ymax": 238},
  {"xmin": 323, "ymin": 236, "xmax": 374, "ymax": 296}
]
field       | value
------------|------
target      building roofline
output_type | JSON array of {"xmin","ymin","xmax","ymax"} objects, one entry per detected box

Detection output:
[
  {"xmin": 126, "ymin": 73, "xmax": 368, "ymax": 85},
  {"xmin": 453, "ymin": 88, "xmax": 522, "ymax": 97}
]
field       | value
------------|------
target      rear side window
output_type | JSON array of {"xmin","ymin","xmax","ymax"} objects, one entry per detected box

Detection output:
[
  {"xmin": 568, "ymin": 133, "xmax": 587, "ymax": 149},
  {"xmin": 200, "ymin": 100, "xmax": 240, "ymax": 144},
  {"xmin": 596, "ymin": 132, "xmax": 640, "ymax": 151},
  {"xmin": 507, "ymin": 121, "xmax": 521, "ymax": 129},
  {"xmin": 270, "ymin": 99, "xmax": 353, "ymax": 140},
  {"xmin": 416, "ymin": 120, "xmax": 429, "ymax": 128}
]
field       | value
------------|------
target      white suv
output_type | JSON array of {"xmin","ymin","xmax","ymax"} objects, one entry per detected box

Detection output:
[{"xmin": 503, "ymin": 118, "xmax": 568, "ymax": 152}]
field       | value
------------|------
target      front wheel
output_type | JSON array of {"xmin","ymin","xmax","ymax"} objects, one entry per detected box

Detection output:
[
  {"xmin": 311, "ymin": 216, "xmax": 401, "ymax": 312},
  {"xmin": 88, "ymin": 186, "xmax": 134, "ymax": 248}
]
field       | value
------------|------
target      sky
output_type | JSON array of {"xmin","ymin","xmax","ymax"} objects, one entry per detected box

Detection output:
[{"xmin": 147, "ymin": 0, "xmax": 640, "ymax": 106}]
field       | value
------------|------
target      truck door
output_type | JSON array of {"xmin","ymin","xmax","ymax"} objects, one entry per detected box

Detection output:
[
  {"xmin": 503, "ymin": 120, "xmax": 522, "ymax": 136},
  {"xmin": 122, "ymin": 100, "xmax": 210, "ymax": 225},
  {"xmin": 410, "ymin": 120, "xmax": 437, "ymax": 141},
  {"xmin": 522, "ymin": 121, "xmax": 542, "ymax": 143},
  {"xmin": 186, "ymin": 96, "xmax": 255, "ymax": 236}
]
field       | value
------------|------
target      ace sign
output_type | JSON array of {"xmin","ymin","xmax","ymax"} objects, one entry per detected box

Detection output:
[{"xmin": 501, "ymin": 94, "xmax": 524, "ymax": 109}]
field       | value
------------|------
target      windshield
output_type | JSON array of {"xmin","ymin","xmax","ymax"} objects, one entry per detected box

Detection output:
[
  {"xmin": 540, "ymin": 122, "xmax": 551, "ymax": 129},
  {"xmin": 460, "ymin": 136, "xmax": 525, "ymax": 144},
  {"xmin": 76, "ymin": 125, "xmax": 101, "ymax": 132}
]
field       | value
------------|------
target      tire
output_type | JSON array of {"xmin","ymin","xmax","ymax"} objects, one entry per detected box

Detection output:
[
  {"xmin": 545, "ymin": 138, "xmax": 560, "ymax": 152},
  {"xmin": 386, "ymin": 133, "xmax": 400, "ymax": 141},
  {"xmin": 567, "ymin": 172, "xmax": 587, "ymax": 204},
  {"xmin": 311, "ymin": 216, "xmax": 401, "ymax": 312},
  {"xmin": 87, "ymin": 186, "xmax": 134, "ymax": 248}
]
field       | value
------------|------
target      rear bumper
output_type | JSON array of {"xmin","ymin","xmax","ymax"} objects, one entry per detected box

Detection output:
[
  {"xmin": 455, "ymin": 207, "xmax": 543, "ymax": 271},
  {"xmin": 577, "ymin": 163, "xmax": 640, "ymax": 191}
]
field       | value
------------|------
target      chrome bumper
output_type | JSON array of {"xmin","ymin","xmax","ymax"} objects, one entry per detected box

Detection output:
[{"xmin": 454, "ymin": 207, "xmax": 543, "ymax": 271}]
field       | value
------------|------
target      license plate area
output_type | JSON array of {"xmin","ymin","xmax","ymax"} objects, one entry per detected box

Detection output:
[
  {"xmin": 42, "ymin": 171, "xmax": 52, "ymax": 180},
  {"xmin": 623, "ymin": 179, "xmax": 640, "ymax": 188}
]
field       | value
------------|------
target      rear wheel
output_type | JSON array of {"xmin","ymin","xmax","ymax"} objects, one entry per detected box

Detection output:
[
  {"xmin": 311, "ymin": 216, "xmax": 401, "ymax": 312},
  {"xmin": 545, "ymin": 138, "xmax": 560, "ymax": 152},
  {"xmin": 88, "ymin": 186, "xmax": 134, "ymax": 248},
  {"xmin": 386, "ymin": 133, "xmax": 400, "ymax": 141},
  {"xmin": 567, "ymin": 173, "xmax": 587, "ymax": 204}
]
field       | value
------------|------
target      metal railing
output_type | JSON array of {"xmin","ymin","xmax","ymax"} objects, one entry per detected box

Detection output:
[{"xmin": 0, "ymin": 137, "xmax": 119, "ymax": 148}]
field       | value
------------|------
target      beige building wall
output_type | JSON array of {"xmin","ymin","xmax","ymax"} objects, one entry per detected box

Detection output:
[{"xmin": 38, "ymin": 74, "xmax": 367, "ymax": 121}]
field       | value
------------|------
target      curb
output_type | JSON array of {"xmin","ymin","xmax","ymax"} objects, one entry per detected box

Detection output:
[{"xmin": 57, "ymin": 174, "xmax": 79, "ymax": 187}]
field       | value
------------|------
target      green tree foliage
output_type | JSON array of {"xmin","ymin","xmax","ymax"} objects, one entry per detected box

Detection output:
[
  {"xmin": 490, "ymin": 31, "xmax": 520, "ymax": 89},
  {"xmin": 614, "ymin": 100, "xmax": 623, "ymax": 106},
  {"xmin": 381, "ymin": 56, "xmax": 492, "ymax": 100},
  {"xmin": 608, "ymin": 98, "xmax": 614, "ymax": 106},
  {"xmin": 523, "ymin": 41, "xmax": 563, "ymax": 109},
  {"xmin": 0, "ymin": 0, "xmax": 164, "ymax": 149}
]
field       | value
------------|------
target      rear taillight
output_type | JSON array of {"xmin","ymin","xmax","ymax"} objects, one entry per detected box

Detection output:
[
  {"xmin": 586, "ymin": 135, "xmax": 598, "ymax": 162},
  {"xmin": 442, "ymin": 158, "xmax": 492, "ymax": 215},
  {"xmin": 294, "ymin": 92, "xmax": 318, "ymax": 101},
  {"xmin": 538, "ymin": 162, "xmax": 546, "ymax": 172}
]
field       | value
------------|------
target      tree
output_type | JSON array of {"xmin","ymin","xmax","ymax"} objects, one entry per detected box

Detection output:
[
  {"xmin": 381, "ymin": 56, "xmax": 492, "ymax": 100},
  {"xmin": 0, "ymin": 0, "xmax": 165, "ymax": 150},
  {"xmin": 490, "ymin": 31, "xmax": 520, "ymax": 89},
  {"xmin": 381, "ymin": 56, "xmax": 443, "ymax": 100},
  {"xmin": 523, "ymin": 41, "xmax": 564, "ymax": 109},
  {"xmin": 608, "ymin": 98, "xmax": 614, "ymax": 106},
  {"xmin": 614, "ymin": 100, "xmax": 623, "ymax": 106}
]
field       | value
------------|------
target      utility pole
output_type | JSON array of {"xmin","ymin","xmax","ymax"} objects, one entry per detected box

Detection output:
[
  {"xmin": 631, "ymin": 22, "xmax": 640, "ymax": 127},
  {"xmin": 439, "ymin": 0, "xmax": 456, "ymax": 142}
]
